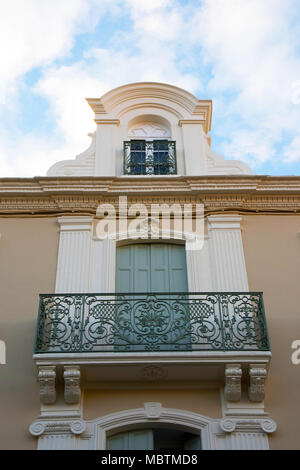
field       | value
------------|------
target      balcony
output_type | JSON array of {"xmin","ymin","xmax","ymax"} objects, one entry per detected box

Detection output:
[
  {"xmin": 35, "ymin": 292, "xmax": 270, "ymax": 354},
  {"xmin": 123, "ymin": 140, "xmax": 177, "ymax": 175},
  {"xmin": 33, "ymin": 292, "xmax": 271, "ymax": 406}
]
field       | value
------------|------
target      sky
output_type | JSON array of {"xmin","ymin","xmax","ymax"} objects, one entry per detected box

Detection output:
[{"xmin": 0, "ymin": 0, "xmax": 300, "ymax": 177}]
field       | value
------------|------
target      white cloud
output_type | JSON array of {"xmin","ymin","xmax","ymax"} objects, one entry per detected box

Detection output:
[
  {"xmin": 0, "ymin": 0, "xmax": 113, "ymax": 102},
  {"xmin": 187, "ymin": 0, "xmax": 300, "ymax": 167},
  {"xmin": 0, "ymin": 0, "xmax": 300, "ymax": 177},
  {"xmin": 283, "ymin": 136, "xmax": 300, "ymax": 163}
]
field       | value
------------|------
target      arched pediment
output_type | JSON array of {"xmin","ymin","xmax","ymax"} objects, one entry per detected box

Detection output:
[{"xmin": 86, "ymin": 82, "xmax": 212, "ymax": 132}]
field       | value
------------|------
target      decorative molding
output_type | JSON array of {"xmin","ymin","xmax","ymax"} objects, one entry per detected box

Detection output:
[
  {"xmin": 47, "ymin": 132, "xmax": 96, "ymax": 177},
  {"xmin": 220, "ymin": 417, "xmax": 277, "ymax": 434},
  {"xmin": 94, "ymin": 119, "xmax": 120, "ymax": 125},
  {"xmin": 64, "ymin": 366, "xmax": 81, "ymax": 404},
  {"xmin": 38, "ymin": 366, "xmax": 56, "ymax": 405},
  {"xmin": 144, "ymin": 402, "xmax": 163, "ymax": 419},
  {"xmin": 2, "ymin": 177, "xmax": 300, "ymax": 214},
  {"xmin": 138, "ymin": 366, "xmax": 168, "ymax": 381},
  {"xmin": 224, "ymin": 364, "xmax": 242, "ymax": 402},
  {"xmin": 128, "ymin": 122, "xmax": 170, "ymax": 139},
  {"xmin": 179, "ymin": 119, "xmax": 205, "ymax": 125},
  {"xmin": 29, "ymin": 419, "xmax": 87, "ymax": 437},
  {"xmin": 34, "ymin": 351, "xmax": 272, "ymax": 367},
  {"xmin": 206, "ymin": 147, "xmax": 252, "ymax": 175},
  {"xmin": 29, "ymin": 405, "xmax": 276, "ymax": 450},
  {"xmin": 248, "ymin": 364, "xmax": 268, "ymax": 402}
]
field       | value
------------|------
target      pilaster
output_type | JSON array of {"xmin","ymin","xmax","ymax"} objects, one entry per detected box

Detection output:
[
  {"xmin": 55, "ymin": 216, "xmax": 93, "ymax": 293},
  {"xmin": 207, "ymin": 215, "xmax": 249, "ymax": 291}
]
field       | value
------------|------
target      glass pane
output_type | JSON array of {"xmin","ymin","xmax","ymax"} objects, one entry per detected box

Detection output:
[{"xmin": 129, "ymin": 140, "xmax": 146, "ymax": 175}]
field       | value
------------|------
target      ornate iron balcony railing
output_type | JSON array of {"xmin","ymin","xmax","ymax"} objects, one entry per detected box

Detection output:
[
  {"xmin": 34, "ymin": 292, "xmax": 270, "ymax": 354},
  {"xmin": 123, "ymin": 140, "xmax": 177, "ymax": 175}
]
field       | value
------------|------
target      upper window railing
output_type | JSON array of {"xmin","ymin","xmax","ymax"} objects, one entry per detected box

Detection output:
[{"xmin": 123, "ymin": 140, "xmax": 177, "ymax": 175}]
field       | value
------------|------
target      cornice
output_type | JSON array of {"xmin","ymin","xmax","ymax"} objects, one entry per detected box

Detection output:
[
  {"xmin": 1, "ymin": 175, "xmax": 300, "ymax": 194},
  {"xmin": 1, "ymin": 176, "xmax": 300, "ymax": 214}
]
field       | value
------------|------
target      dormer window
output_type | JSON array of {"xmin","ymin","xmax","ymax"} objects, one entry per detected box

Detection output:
[{"xmin": 124, "ymin": 122, "xmax": 177, "ymax": 175}]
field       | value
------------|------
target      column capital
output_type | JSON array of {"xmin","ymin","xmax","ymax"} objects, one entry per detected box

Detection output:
[
  {"xmin": 207, "ymin": 214, "xmax": 243, "ymax": 230},
  {"xmin": 57, "ymin": 216, "xmax": 94, "ymax": 231}
]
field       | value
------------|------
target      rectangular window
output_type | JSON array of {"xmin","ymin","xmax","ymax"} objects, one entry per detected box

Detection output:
[{"xmin": 124, "ymin": 140, "xmax": 176, "ymax": 175}]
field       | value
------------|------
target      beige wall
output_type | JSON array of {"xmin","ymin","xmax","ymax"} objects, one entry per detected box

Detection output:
[
  {"xmin": 83, "ymin": 388, "xmax": 221, "ymax": 421},
  {"xmin": 0, "ymin": 217, "xmax": 59, "ymax": 449},
  {"xmin": 1, "ymin": 212, "xmax": 300, "ymax": 449},
  {"xmin": 242, "ymin": 214, "xmax": 300, "ymax": 450}
]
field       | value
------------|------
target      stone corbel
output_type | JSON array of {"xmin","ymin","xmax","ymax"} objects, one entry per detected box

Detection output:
[
  {"xmin": 29, "ymin": 419, "xmax": 87, "ymax": 437},
  {"xmin": 64, "ymin": 366, "xmax": 81, "ymax": 404},
  {"xmin": 224, "ymin": 364, "xmax": 242, "ymax": 402},
  {"xmin": 38, "ymin": 366, "xmax": 56, "ymax": 405},
  {"xmin": 248, "ymin": 364, "xmax": 268, "ymax": 402},
  {"xmin": 220, "ymin": 418, "xmax": 277, "ymax": 434}
]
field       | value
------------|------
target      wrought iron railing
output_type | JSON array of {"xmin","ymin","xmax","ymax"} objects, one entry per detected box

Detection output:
[
  {"xmin": 34, "ymin": 293, "xmax": 270, "ymax": 354},
  {"xmin": 123, "ymin": 140, "xmax": 177, "ymax": 175}
]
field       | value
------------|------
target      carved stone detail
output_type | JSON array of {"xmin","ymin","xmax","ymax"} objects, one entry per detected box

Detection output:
[
  {"xmin": 248, "ymin": 364, "xmax": 267, "ymax": 402},
  {"xmin": 38, "ymin": 366, "xmax": 56, "ymax": 405},
  {"xmin": 144, "ymin": 402, "xmax": 163, "ymax": 419},
  {"xmin": 260, "ymin": 419, "xmax": 277, "ymax": 434},
  {"xmin": 64, "ymin": 366, "xmax": 81, "ymax": 404},
  {"xmin": 29, "ymin": 419, "xmax": 86, "ymax": 437},
  {"xmin": 220, "ymin": 418, "xmax": 277, "ymax": 434},
  {"xmin": 224, "ymin": 364, "xmax": 242, "ymax": 402},
  {"xmin": 138, "ymin": 365, "xmax": 168, "ymax": 381}
]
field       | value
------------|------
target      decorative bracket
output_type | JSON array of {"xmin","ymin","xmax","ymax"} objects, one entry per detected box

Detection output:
[
  {"xmin": 38, "ymin": 366, "xmax": 56, "ymax": 405},
  {"xmin": 224, "ymin": 364, "xmax": 242, "ymax": 402},
  {"xmin": 64, "ymin": 366, "xmax": 81, "ymax": 404},
  {"xmin": 248, "ymin": 364, "xmax": 268, "ymax": 402}
]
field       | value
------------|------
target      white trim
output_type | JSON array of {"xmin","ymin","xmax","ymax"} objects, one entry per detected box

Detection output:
[
  {"xmin": 30, "ymin": 403, "xmax": 277, "ymax": 450},
  {"xmin": 207, "ymin": 215, "xmax": 249, "ymax": 291},
  {"xmin": 55, "ymin": 216, "xmax": 93, "ymax": 293},
  {"xmin": 33, "ymin": 351, "xmax": 272, "ymax": 366},
  {"xmin": 89, "ymin": 404, "xmax": 215, "ymax": 450}
]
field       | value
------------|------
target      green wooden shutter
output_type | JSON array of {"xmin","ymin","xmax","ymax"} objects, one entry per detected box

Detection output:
[
  {"xmin": 115, "ymin": 243, "xmax": 189, "ymax": 351},
  {"xmin": 116, "ymin": 244, "xmax": 188, "ymax": 293}
]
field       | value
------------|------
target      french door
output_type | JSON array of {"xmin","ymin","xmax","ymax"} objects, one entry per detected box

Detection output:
[{"xmin": 115, "ymin": 243, "xmax": 190, "ymax": 351}]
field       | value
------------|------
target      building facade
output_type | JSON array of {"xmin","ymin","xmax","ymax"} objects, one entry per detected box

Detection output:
[{"xmin": 0, "ymin": 82, "xmax": 299, "ymax": 450}]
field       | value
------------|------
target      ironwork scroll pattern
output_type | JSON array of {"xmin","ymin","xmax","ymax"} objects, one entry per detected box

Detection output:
[{"xmin": 35, "ymin": 293, "xmax": 270, "ymax": 353}]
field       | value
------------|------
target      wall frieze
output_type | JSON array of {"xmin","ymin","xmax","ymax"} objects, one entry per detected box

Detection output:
[{"xmin": 1, "ymin": 193, "xmax": 300, "ymax": 214}]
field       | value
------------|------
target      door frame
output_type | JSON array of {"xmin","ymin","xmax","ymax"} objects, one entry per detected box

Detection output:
[
  {"xmin": 89, "ymin": 403, "xmax": 215, "ymax": 450},
  {"xmin": 110, "ymin": 230, "xmax": 212, "ymax": 293}
]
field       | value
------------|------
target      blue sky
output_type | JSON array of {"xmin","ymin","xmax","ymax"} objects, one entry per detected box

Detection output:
[{"xmin": 0, "ymin": 0, "xmax": 300, "ymax": 177}]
